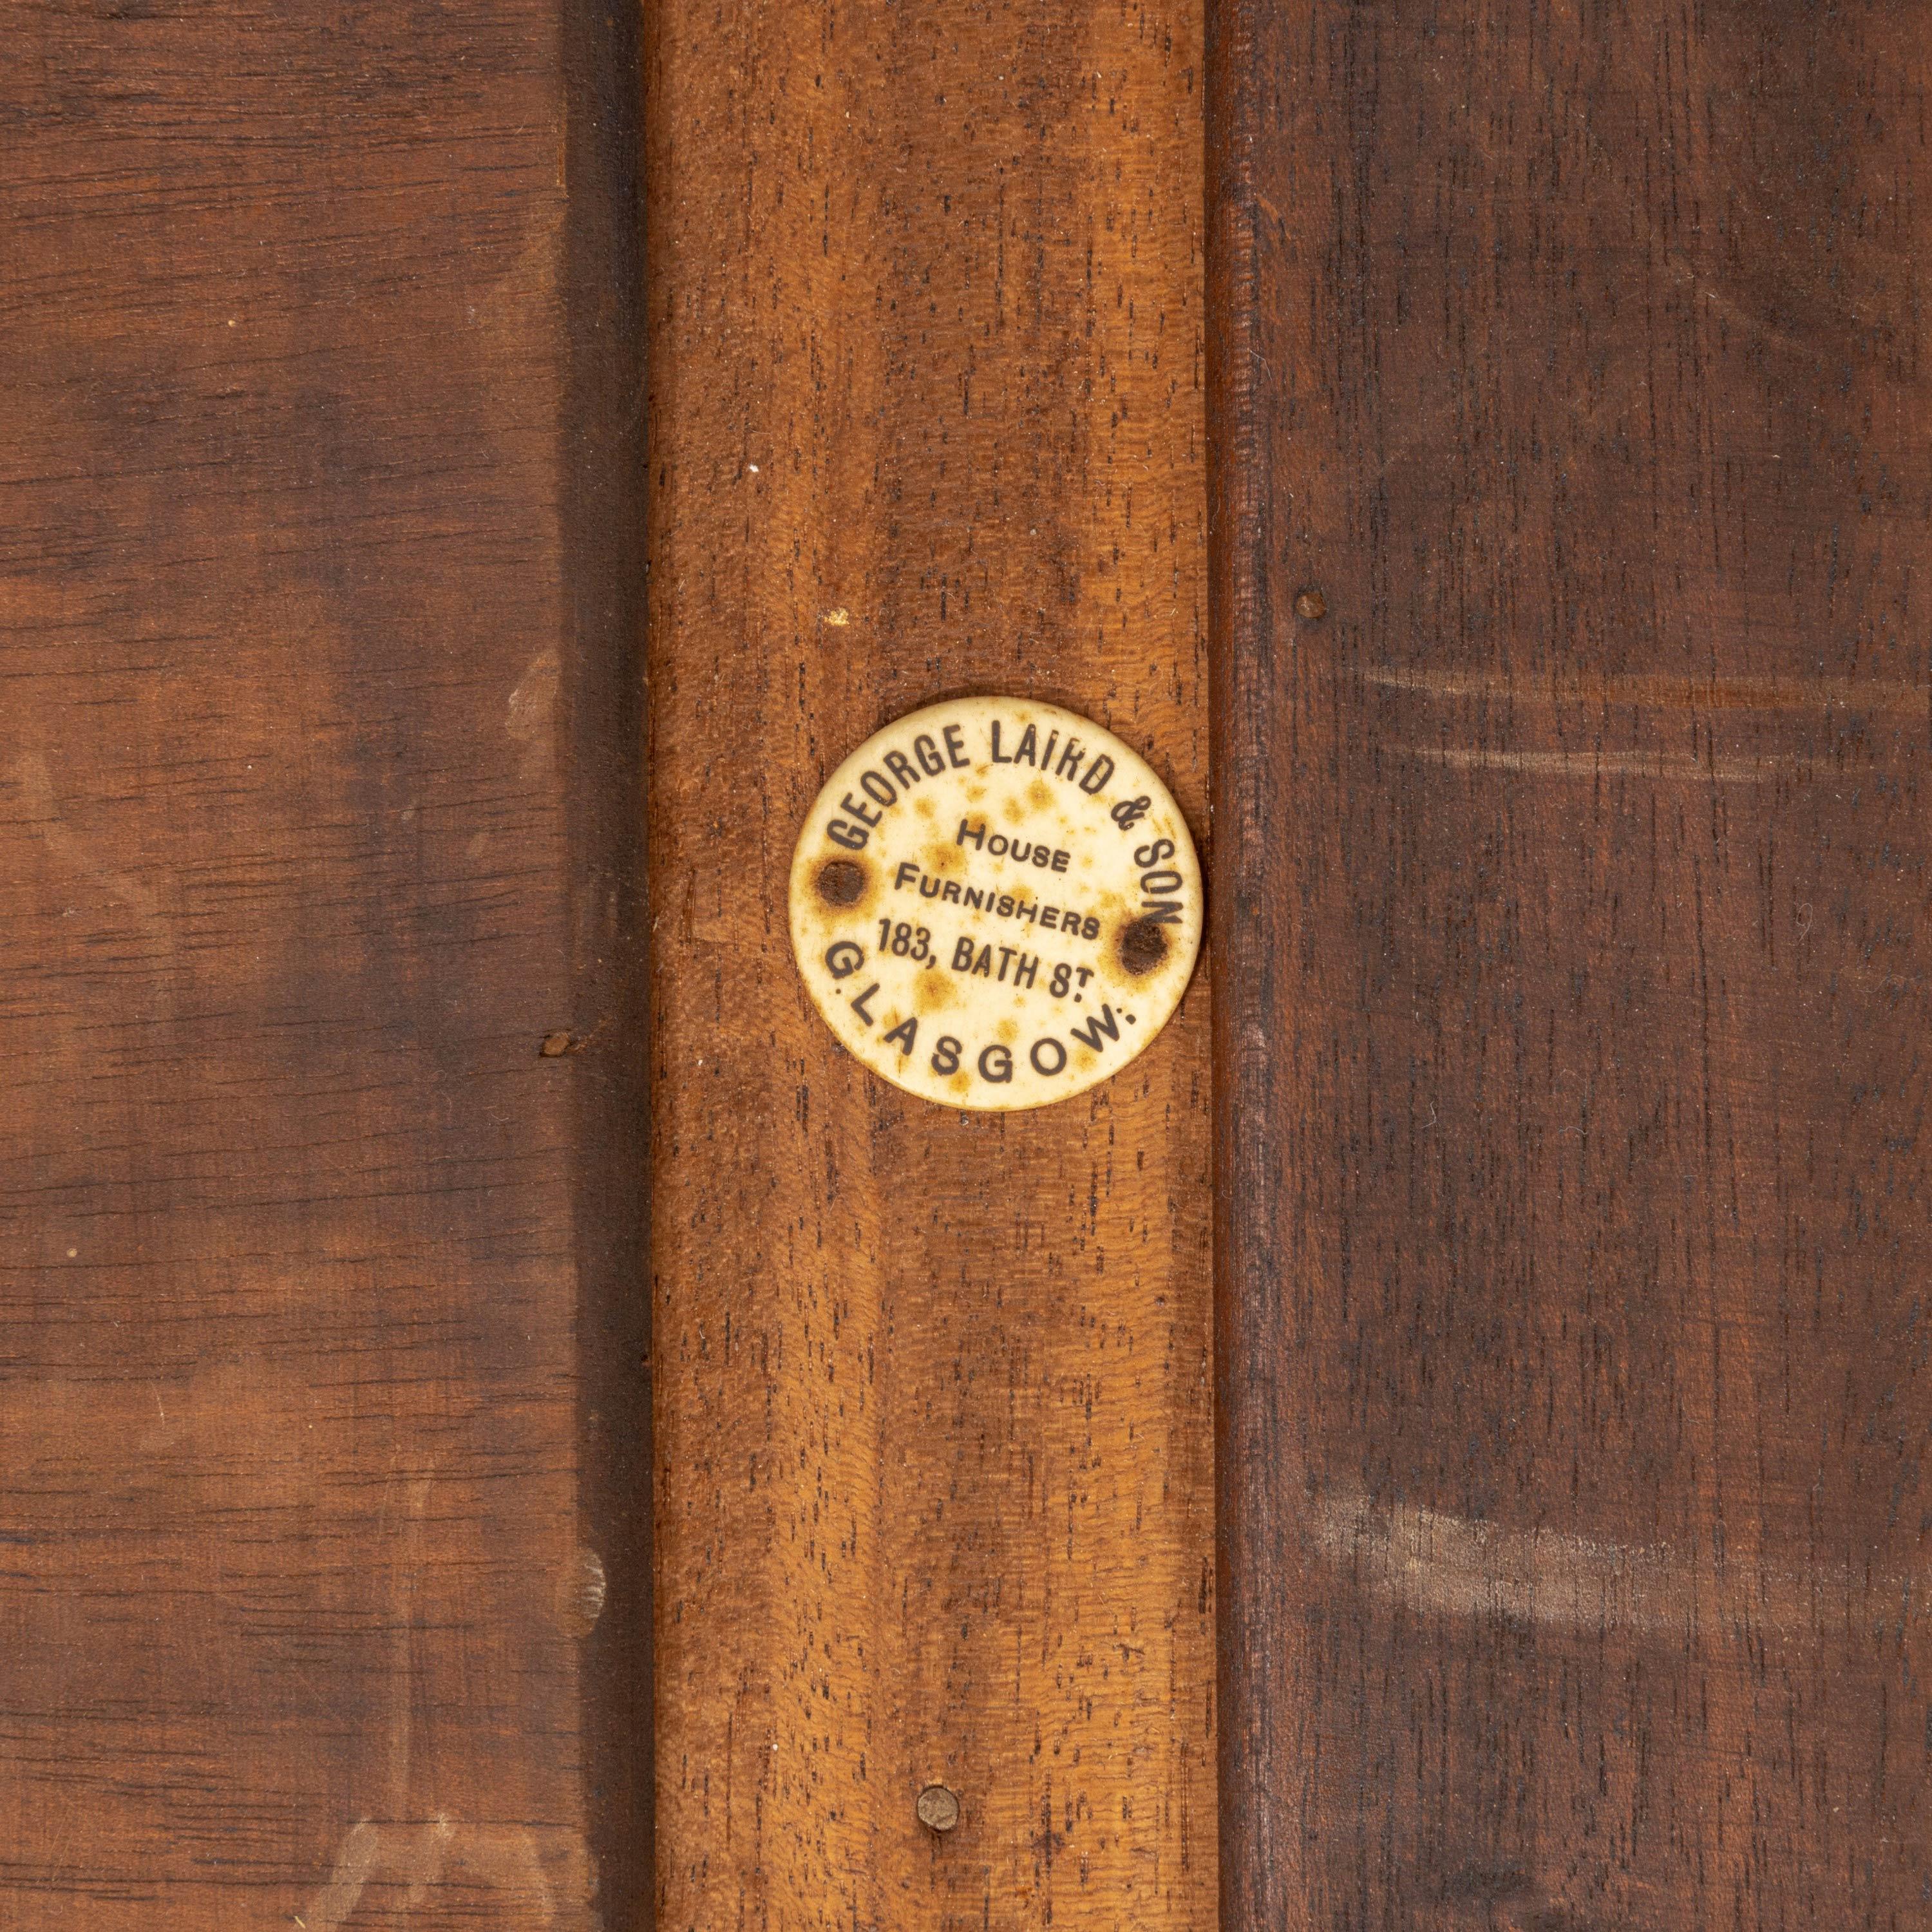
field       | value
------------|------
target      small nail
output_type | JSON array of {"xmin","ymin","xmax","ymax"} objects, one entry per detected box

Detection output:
[{"xmin": 916, "ymin": 1785, "xmax": 960, "ymax": 1833}]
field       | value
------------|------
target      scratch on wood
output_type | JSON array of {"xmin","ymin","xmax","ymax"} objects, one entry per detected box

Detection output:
[
  {"xmin": 1312, "ymin": 1479, "xmax": 1927, "ymax": 1642},
  {"xmin": 1363, "ymin": 663, "xmax": 1932, "ymax": 716},
  {"xmin": 1406, "ymin": 744, "xmax": 1779, "ymax": 784},
  {"xmin": 301, "ymin": 1817, "xmax": 581, "ymax": 1926}
]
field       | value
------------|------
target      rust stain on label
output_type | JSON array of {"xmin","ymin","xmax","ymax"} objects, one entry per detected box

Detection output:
[{"xmin": 788, "ymin": 696, "xmax": 1202, "ymax": 1111}]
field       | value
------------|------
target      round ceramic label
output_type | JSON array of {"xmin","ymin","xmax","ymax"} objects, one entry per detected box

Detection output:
[{"xmin": 788, "ymin": 696, "xmax": 1201, "ymax": 1110}]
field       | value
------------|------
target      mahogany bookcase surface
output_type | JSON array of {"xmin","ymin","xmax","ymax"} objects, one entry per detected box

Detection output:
[
  {"xmin": 1210, "ymin": 5, "xmax": 1932, "ymax": 1927},
  {"xmin": 1, "ymin": 4, "xmax": 645, "ymax": 1926},
  {"xmin": 10, "ymin": 1, "xmax": 1929, "ymax": 1926}
]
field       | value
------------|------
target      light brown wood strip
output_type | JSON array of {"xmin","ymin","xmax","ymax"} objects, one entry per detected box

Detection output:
[{"xmin": 646, "ymin": 1, "xmax": 1215, "ymax": 1924}]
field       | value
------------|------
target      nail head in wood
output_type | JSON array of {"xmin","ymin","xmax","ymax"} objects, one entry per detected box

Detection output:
[{"xmin": 916, "ymin": 1784, "xmax": 960, "ymax": 1833}]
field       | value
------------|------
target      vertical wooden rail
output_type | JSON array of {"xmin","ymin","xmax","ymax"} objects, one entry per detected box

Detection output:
[
  {"xmin": 1211, "ymin": 5, "xmax": 1932, "ymax": 1926},
  {"xmin": 647, "ymin": 0, "xmax": 1215, "ymax": 1926},
  {"xmin": 0, "ymin": 1, "xmax": 645, "ymax": 1925}
]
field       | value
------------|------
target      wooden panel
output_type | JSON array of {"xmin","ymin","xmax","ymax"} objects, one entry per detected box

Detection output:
[
  {"xmin": 1211, "ymin": 5, "xmax": 1932, "ymax": 1927},
  {"xmin": 0, "ymin": 5, "xmax": 645, "ymax": 1926},
  {"xmin": 646, "ymin": 0, "xmax": 1214, "ymax": 1926}
]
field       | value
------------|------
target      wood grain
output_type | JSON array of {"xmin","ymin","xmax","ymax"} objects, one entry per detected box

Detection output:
[
  {"xmin": 1210, "ymin": 5, "xmax": 1932, "ymax": 1927},
  {"xmin": 0, "ymin": 5, "xmax": 645, "ymax": 1926},
  {"xmin": 645, "ymin": 0, "xmax": 1214, "ymax": 1925}
]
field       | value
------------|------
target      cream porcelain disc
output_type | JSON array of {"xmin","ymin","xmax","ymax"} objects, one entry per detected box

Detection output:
[{"xmin": 788, "ymin": 696, "xmax": 1201, "ymax": 1110}]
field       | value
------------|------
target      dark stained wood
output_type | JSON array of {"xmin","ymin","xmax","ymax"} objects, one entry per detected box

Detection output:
[
  {"xmin": 0, "ymin": 5, "xmax": 645, "ymax": 1925},
  {"xmin": 1210, "ymin": 5, "xmax": 1932, "ymax": 1927},
  {"xmin": 645, "ymin": 0, "xmax": 1215, "ymax": 1924}
]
